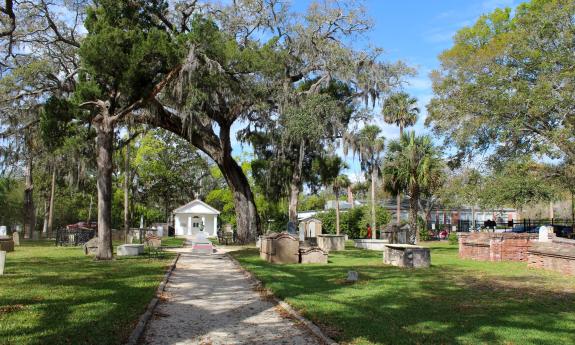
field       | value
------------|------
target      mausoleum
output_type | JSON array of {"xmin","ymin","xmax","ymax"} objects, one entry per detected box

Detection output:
[{"xmin": 173, "ymin": 199, "xmax": 220, "ymax": 237}]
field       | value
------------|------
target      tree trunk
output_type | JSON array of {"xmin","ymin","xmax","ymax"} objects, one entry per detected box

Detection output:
[
  {"xmin": 47, "ymin": 163, "xmax": 56, "ymax": 238},
  {"xmin": 335, "ymin": 188, "xmax": 341, "ymax": 235},
  {"xmin": 288, "ymin": 140, "xmax": 305, "ymax": 224},
  {"xmin": 409, "ymin": 192, "xmax": 419, "ymax": 244},
  {"xmin": 371, "ymin": 169, "xmax": 377, "ymax": 239},
  {"xmin": 95, "ymin": 122, "xmax": 114, "ymax": 260},
  {"xmin": 139, "ymin": 102, "xmax": 262, "ymax": 242},
  {"xmin": 23, "ymin": 154, "xmax": 35, "ymax": 239},
  {"xmin": 42, "ymin": 199, "xmax": 49, "ymax": 235},
  {"xmin": 396, "ymin": 193, "xmax": 401, "ymax": 224},
  {"xmin": 471, "ymin": 205, "xmax": 476, "ymax": 230},
  {"xmin": 216, "ymin": 157, "xmax": 261, "ymax": 243},
  {"xmin": 124, "ymin": 137, "xmax": 130, "ymax": 243}
]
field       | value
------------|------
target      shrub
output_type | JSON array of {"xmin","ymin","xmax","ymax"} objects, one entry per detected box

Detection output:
[
  {"xmin": 448, "ymin": 232, "xmax": 458, "ymax": 245},
  {"xmin": 315, "ymin": 205, "xmax": 390, "ymax": 239}
]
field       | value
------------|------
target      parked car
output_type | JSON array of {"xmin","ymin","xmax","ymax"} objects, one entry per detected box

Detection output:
[{"xmin": 66, "ymin": 221, "xmax": 97, "ymax": 230}]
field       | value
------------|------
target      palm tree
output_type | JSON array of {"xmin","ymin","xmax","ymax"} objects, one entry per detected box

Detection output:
[
  {"xmin": 382, "ymin": 92, "xmax": 420, "ymax": 136},
  {"xmin": 383, "ymin": 131, "xmax": 443, "ymax": 244},
  {"xmin": 344, "ymin": 125, "xmax": 385, "ymax": 239},
  {"xmin": 382, "ymin": 92, "xmax": 420, "ymax": 225},
  {"xmin": 332, "ymin": 174, "xmax": 351, "ymax": 235}
]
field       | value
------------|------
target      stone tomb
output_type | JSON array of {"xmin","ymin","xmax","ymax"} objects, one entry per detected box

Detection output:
[
  {"xmin": 0, "ymin": 236, "xmax": 14, "ymax": 252},
  {"xmin": 458, "ymin": 232, "xmax": 537, "ymax": 262},
  {"xmin": 83, "ymin": 237, "xmax": 98, "ymax": 255},
  {"xmin": 299, "ymin": 218, "xmax": 322, "ymax": 238},
  {"xmin": 299, "ymin": 246, "xmax": 328, "ymax": 264},
  {"xmin": 260, "ymin": 232, "xmax": 300, "ymax": 264},
  {"xmin": 117, "ymin": 244, "xmax": 144, "ymax": 256},
  {"xmin": 383, "ymin": 244, "xmax": 431, "ymax": 268},
  {"xmin": 316, "ymin": 234, "xmax": 345, "ymax": 252},
  {"xmin": 528, "ymin": 234, "xmax": 575, "ymax": 276}
]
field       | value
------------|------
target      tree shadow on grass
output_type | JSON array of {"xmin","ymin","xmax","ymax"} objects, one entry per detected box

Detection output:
[
  {"xmin": 232, "ymin": 248, "xmax": 575, "ymax": 345},
  {"xmin": 0, "ymin": 248, "xmax": 174, "ymax": 345}
]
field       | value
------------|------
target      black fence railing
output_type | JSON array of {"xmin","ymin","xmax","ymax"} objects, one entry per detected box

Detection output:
[
  {"xmin": 427, "ymin": 219, "xmax": 575, "ymax": 239},
  {"xmin": 55, "ymin": 228, "xmax": 96, "ymax": 246}
]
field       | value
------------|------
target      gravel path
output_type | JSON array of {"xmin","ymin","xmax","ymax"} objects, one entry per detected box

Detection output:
[{"xmin": 143, "ymin": 246, "xmax": 322, "ymax": 345}]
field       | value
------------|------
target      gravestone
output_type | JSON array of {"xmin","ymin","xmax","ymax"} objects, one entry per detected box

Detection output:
[
  {"xmin": 287, "ymin": 221, "xmax": 297, "ymax": 235},
  {"xmin": 0, "ymin": 237, "xmax": 14, "ymax": 252},
  {"xmin": 0, "ymin": 251, "xmax": 5, "ymax": 275},
  {"xmin": 12, "ymin": 231, "xmax": 19, "ymax": 246},
  {"xmin": 298, "ymin": 224, "xmax": 305, "ymax": 241},
  {"xmin": 346, "ymin": 271, "xmax": 358, "ymax": 282},
  {"xmin": 383, "ymin": 244, "xmax": 430, "ymax": 268},
  {"xmin": 299, "ymin": 246, "xmax": 328, "ymax": 264},
  {"xmin": 83, "ymin": 237, "xmax": 98, "ymax": 255},
  {"xmin": 0, "ymin": 226, "xmax": 6, "ymax": 237},
  {"xmin": 538, "ymin": 226, "xmax": 553, "ymax": 242}
]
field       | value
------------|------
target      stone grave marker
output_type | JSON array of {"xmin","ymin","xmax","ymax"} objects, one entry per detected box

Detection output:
[
  {"xmin": 346, "ymin": 271, "xmax": 358, "ymax": 282},
  {"xmin": 298, "ymin": 223, "xmax": 305, "ymax": 241},
  {"xmin": 0, "ymin": 251, "xmax": 5, "ymax": 275},
  {"xmin": 287, "ymin": 221, "xmax": 297, "ymax": 235},
  {"xmin": 12, "ymin": 231, "xmax": 19, "ymax": 246},
  {"xmin": 0, "ymin": 226, "xmax": 6, "ymax": 237},
  {"xmin": 538, "ymin": 226, "xmax": 553, "ymax": 242}
]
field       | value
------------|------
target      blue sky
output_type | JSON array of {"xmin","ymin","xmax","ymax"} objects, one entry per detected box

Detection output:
[{"xmin": 234, "ymin": 0, "xmax": 522, "ymax": 181}]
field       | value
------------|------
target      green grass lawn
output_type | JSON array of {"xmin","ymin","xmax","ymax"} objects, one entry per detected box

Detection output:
[
  {"xmin": 231, "ymin": 242, "xmax": 575, "ymax": 345},
  {"xmin": 0, "ymin": 240, "xmax": 175, "ymax": 345}
]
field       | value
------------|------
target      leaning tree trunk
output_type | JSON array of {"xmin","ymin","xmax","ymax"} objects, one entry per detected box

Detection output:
[
  {"xmin": 95, "ymin": 121, "xmax": 114, "ymax": 260},
  {"xmin": 216, "ymin": 157, "xmax": 261, "ymax": 243},
  {"xmin": 23, "ymin": 154, "xmax": 35, "ymax": 239},
  {"xmin": 409, "ymin": 192, "xmax": 419, "ymax": 244}
]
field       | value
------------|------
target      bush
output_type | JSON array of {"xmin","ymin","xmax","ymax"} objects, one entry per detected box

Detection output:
[
  {"xmin": 315, "ymin": 205, "xmax": 390, "ymax": 239},
  {"xmin": 448, "ymin": 232, "xmax": 458, "ymax": 245}
]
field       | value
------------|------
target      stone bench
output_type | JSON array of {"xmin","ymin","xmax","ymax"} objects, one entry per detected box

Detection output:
[
  {"xmin": 117, "ymin": 244, "xmax": 144, "ymax": 256},
  {"xmin": 383, "ymin": 244, "xmax": 430, "ymax": 268}
]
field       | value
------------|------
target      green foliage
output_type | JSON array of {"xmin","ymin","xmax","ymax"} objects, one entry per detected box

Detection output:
[
  {"xmin": 315, "ymin": 206, "xmax": 390, "ymax": 239},
  {"xmin": 427, "ymin": 0, "xmax": 575, "ymax": 165},
  {"xmin": 448, "ymin": 232, "xmax": 458, "ymax": 245},
  {"xmin": 79, "ymin": 0, "xmax": 182, "ymax": 104},
  {"xmin": 299, "ymin": 194, "xmax": 326, "ymax": 211},
  {"xmin": 206, "ymin": 188, "xmax": 236, "ymax": 227},
  {"xmin": 381, "ymin": 91, "xmax": 419, "ymax": 132},
  {"xmin": 0, "ymin": 178, "xmax": 23, "ymax": 226},
  {"xmin": 40, "ymin": 97, "xmax": 76, "ymax": 151}
]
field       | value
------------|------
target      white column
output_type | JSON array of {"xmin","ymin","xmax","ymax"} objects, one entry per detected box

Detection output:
[
  {"xmin": 188, "ymin": 216, "xmax": 192, "ymax": 235},
  {"xmin": 214, "ymin": 216, "xmax": 218, "ymax": 237}
]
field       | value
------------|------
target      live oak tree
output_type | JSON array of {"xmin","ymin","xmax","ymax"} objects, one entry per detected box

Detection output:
[{"xmin": 427, "ymin": 0, "xmax": 575, "ymax": 166}]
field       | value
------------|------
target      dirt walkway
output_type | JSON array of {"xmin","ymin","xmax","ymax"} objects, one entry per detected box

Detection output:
[{"xmin": 142, "ymin": 245, "xmax": 322, "ymax": 345}]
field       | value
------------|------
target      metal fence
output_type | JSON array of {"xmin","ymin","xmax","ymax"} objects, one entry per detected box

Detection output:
[
  {"xmin": 55, "ymin": 228, "xmax": 96, "ymax": 246},
  {"xmin": 427, "ymin": 219, "xmax": 575, "ymax": 239}
]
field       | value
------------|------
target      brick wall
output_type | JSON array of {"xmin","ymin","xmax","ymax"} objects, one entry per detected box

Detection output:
[
  {"xmin": 528, "ymin": 237, "xmax": 575, "ymax": 276},
  {"xmin": 458, "ymin": 232, "xmax": 537, "ymax": 262}
]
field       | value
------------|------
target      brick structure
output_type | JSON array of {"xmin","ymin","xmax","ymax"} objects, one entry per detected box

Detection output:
[
  {"xmin": 528, "ymin": 236, "xmax": 575, "ymax": 276},
  {"xmin": 458, "ymin": 232, "xmax": 538, "ymax": 262}
]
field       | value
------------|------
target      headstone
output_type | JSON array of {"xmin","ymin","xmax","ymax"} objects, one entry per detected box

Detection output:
[
  {"xmin": 0, "ymin": 226, "xmax": 6, "ymax": 236},
  {"xmin": 346, "ymin": 271, "xmax": 358, "ymax": 282},
  {"xmin": 83, "ymin": 237, "xmax": 98, "ymax": 255},
  {"xmin": 157, "ymin": 225, "xmax": 164, "ymax": 237},
  {"xmin": 452, "ymin": 225, "xmax": 457, "ymax": 232},
  {"xmin": 299, "ymin": 246, "xmax": 328, "ymax": 264},
  {"xmin": 0, "ymin": 251, "xmax": 5, "ymax": 275},
  {"xmin": 538, "ymin": 226, "xmax": 553, "ymax": 242},
  {"xmin": 431, "ymin": 223, "xmax": 436, "ymax": 230},
  {"xmin": 287, "ymin": 221, "xmax": 297, "ymax": 235},
  {"xmin": 298, "ymin": 225, "xmax": 305, "ymax": 241},
  {"xmin": 12, "ymin": 231, "xmax": 19, "ymax": 246}
]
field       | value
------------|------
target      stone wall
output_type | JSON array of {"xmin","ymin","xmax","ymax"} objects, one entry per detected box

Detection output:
[
  {"xmin": 458, "ymin": 232, "xmax": 538, "ymax": 262},
  {"xmin": 528, "ymin": 237, "xmax": 575, "ymax": 276}
]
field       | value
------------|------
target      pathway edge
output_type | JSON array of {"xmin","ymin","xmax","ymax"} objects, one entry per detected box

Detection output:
[
  {"xmin": 227, "ymin": 252, "xmax": 339, "ymax": 345},
  {"xmin": 124, "ymin": 252, "xmax": 181, "ymax": 345}
]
